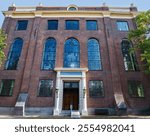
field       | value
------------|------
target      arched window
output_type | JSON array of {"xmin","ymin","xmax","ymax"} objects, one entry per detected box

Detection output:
[
  {"xmin": 121, "ymin": 39, "xmax": 138, "ymax": 71},
  {"xmin": 64, "ymin": 38, "xmax": 80, "ymax": 68},
  {"xmin": 41, "ymin": 38, "xmax": 56, "ymax": 70},
  {"xmin": 67, "ymin": 5, "xmax": 78, "ymax": 11},
  {"xmin": 68, "ymin": 7, "xmax": 77, "ymax": 11},
  {"xmin": 88, "ymin": 38, "xmax": 102, "ymax": 70},
  {"xmin": 5, "ymin": 38, "xmax": 23, "ymax": 70}
]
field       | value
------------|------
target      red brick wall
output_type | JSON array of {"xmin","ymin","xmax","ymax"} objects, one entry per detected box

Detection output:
[
  {"xmin": 0, "ymin": 16, "xmax": 150, "ymax": 110},
  {"xmin": 110, "ymin": 18, "xmax": 150, "ymax": 109}
]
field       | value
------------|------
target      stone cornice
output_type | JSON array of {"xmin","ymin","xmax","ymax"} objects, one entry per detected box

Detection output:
[{"xmin": 2, "ymin": 10, "xmax": 138, "ymax": 19}]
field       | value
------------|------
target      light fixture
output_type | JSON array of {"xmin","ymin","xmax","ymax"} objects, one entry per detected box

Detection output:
[
  {"xmin": 55, "ymin": 88, "xmax": 59, "ymax": 94},
  {"xmin": 83, "ymin": 87, "xmax": 86, "ymax": 98}
]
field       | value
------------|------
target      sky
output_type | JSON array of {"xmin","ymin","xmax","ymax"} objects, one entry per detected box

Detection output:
[{"xmin": 0, "ymin": 0, "xmax": 150, "ymax": 27}]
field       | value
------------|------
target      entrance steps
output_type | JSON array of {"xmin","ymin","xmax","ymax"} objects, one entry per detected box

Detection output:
[
  {"xmin": 71, "ymin": 110, "xmax": 80, "ymax": 119},
  {"xmin": 61, "ymin": 110, "xmax": 81, "ymax": 118},
  {"xmin": 61, "ymin": 110, "xmax": 71, "ymax": 116}
]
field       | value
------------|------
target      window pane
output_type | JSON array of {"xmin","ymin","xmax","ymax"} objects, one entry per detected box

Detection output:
[
  {"xmin": 38, "ymin": 80, "xmax": 53, "ymax": 97},
  {"xmin": 128, "ymin": 81, "xmax": 144, "ymax": 97},
  {"xmin": 5, "ymin": 38, "xmax": 23, "ymax": 70},
  {"xmin": 121, "ymin": 39, "xmax": 139, "ymax": 71},
  {"xmin": 89, "ymin": 81, "xmax": 104, "ymax": 97},
  {"xmin": 42, "ymin": 38, "xmax": 56, "ymax": 70},
  {"xmin": 42, "ymin": 61, "xmax": 55, "ymax": 70},
  {"xmin": 63, "ymin": 38, "xmax": 80, "ymax": 68},
  {"xmin": 86, "ymin": 20, "xmax": 98, "ymax": 30},
  {"xmin": 68, "ymin": 7, "xmax": 77, "ymax": 11},
  {"xmin": 16, "ymin": 20, "xmax": 28, "ymax": 30},
  {"xmin": 48, "ymin": 20, "xmax": 58, "ymax": 30},
  {"xmin": 88, "ymin": 61, "xmax": 101, "ymax": 70},
  {"xmin": 117, "ymin": 21, "xmax": 129, "ymax": 31},
  {"xmin": 88, "ymin": 39, "xmax": 102, "ymax": 70},
  {"xmin": 0, "ymin": 79, "xmax": 15, "ymax": 96},
  {"xmin": 64, "ymin": 82, "xmax": 79, "ymax": 88},
  {"xmin": 66, "ymin": 20, "xmax": 79, "ymax": 30}
]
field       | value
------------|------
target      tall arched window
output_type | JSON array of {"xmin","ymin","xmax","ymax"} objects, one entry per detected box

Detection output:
[
  {"xmin": 5, "ymin": 38, "xmax": 23, "ymax": 70},
  {"xmin": 64, "ymin": 38, "xmax": 80, "ymax": 68},
  {"xmin": 41, "ymin": 38, "xmax": 56, "ymax": 70},
  {"xmin": 88, "ymin": 38, "xmax": 102, "ymax": 70},
  {"xmin": 121, "ymin": 39, "xmax": 138, "ymax": 71}
]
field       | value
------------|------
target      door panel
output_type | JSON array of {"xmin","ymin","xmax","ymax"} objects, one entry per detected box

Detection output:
[{"xmin": 63, "ymin": 82, "xmax": 79, "ymax": 110}]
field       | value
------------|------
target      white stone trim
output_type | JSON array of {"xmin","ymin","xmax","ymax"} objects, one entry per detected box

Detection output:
[
  {"xmin": 3, "ymin": 10, "xmax": 138, "ymax": 19},
  {"xmin": 53, "ymin": 67, "xmax": 88, "ymax": 116},
  {"xmin": 54, "ymin": 67, "xmax": 88, "ymax": 72},
  {"xmin": 7, "ymin": 16, "xmax": 136, "ymax": 19},
  {"xmin": 15, "ymin": 7, "xmax": 36, "ymax": 11}
]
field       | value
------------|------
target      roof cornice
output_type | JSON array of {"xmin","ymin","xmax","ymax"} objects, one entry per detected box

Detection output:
[{"xmin": 2, "ymin": 10, "xmax": 138, "ymax": 19}]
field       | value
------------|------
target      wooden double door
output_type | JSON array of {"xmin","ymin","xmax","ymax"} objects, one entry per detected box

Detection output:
[{"xmin": 63, "ymin": 82, "xmax": 79, "ymax": 110}]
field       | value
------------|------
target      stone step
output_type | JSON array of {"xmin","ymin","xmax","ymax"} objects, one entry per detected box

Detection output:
[
  {"xmin": 61, "ymin": 110, "xmax": 71, "ymax": 116},
  {"xmin": 71, "ymin": 111, "xmax": 80, "ymax": 119}
]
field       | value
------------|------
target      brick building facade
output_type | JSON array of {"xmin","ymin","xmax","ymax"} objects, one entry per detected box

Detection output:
[{"xmin": 0, "ymin": 4, "xmax": 150, "ymax": 116}]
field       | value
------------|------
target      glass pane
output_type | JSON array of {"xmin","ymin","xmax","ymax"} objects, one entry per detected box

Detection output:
[
  {"xmin": 89, "ymin": 80, "xmax": 104, "ymax": 97},
  {"xmin": 42, "ymin": 38, "xmax": 56, "ymax": 70},
  {"xmin": 43, "ymin": 52, "xmax": 55, "ymax": 61},
  {"xmin": 88, "ymin": 61, "xmax": 101, "ymax": 70},
  {"xmin": 64, "ymin": 82, "xmax": 79, "ymax": 88},
  {"xmin": 121, "ymin": 39, "xmax": 139, "ymax": 71},
  {"xmin": 63, "ymin": 38, "xmax": 80, "ymax": 68},
  {"xmin": 0, "ymin": 79, "xmax": 15, "ymax": 96},
  {"xmin": 66, "ymin": 20, "xmax": 79, "ymax": 30},
  {"xmin": 86, "ymin": 20, "xmax": 98, "ymax": 30},
  {"xmin": 48, "ymin": 20, "xmax": 58, "ymax": 30},
  {"xmin": 64, "ymin": 83, "xmax": 71, "ymax": 88},
  {"xmin": 5, "ymin": 38, "xmax": 23, "ymax": 70},
  {"xmin": 42, "ymin": 61, "xmax": 55, "ymax": 70},
  {"xmin": 117, "ymin": 21, "xmax": 129, "ymax": 31},
  {"xmin": 71, "ymin": 82, "xmax": 79, "ymax": 88},
  {"xmin": 16, "ymin": 20, "xmax": 28, "ymax": 30},
  {"xmin": 38, "ymin": 80, "xmax": 53, "ymax": 97},
  {"xmin": 128, "ymin": 81, "xmax": 144, "ymax": 97},
  {"xmin": 88, "ymin": 39, "xmax": 101, "ymax": 70},
  {"xmin": 88, "ymin": 52, "xmax": 100, "ymax": 60},
  {"xmin": 68, "ymin": 7, "xmax": 77, "ymax": 11}
]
